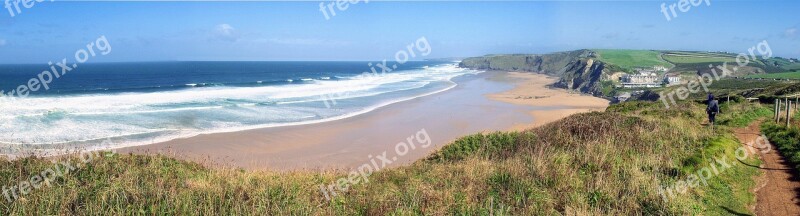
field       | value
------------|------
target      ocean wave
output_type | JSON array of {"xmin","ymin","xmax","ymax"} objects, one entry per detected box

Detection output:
[{"xmin": 0, "ymin": 63, "xmax": 483, "ymax": 151}]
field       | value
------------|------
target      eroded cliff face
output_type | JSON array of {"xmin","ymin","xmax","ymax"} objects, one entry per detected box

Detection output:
[
  {"xmin": 459, "ymin": 50, "xmax": 608, "ymax": 96},
  {"xmin": 553, "ymin": 59, "xmax": 607, "ymax": 96}
]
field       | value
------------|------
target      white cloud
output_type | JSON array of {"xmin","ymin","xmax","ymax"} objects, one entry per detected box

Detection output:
[
  {"xmin": 216, "ymin": 24, "xmax": 234, "ymax": 36},
  {"xmin": 212, "ymin": 24, "xmax": 239, "ymax": 42},
  {"xmin": 785, "ymin": 28, "xmax": 798, "ymax": 39}
]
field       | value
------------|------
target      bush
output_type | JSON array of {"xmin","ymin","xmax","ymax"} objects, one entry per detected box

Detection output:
[{"xmin": 427, "ymin": 131, "xmax": 521, "ymax": 162}]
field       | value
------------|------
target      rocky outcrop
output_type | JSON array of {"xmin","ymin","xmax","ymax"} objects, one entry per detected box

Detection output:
[
  {"xmin": 459, "ymin": 50, "xmax": 608, "ymax": 96},
  {"xmin": 553, "ymin": 59, "xmax": 607, "ymax": 96},
  {"xmin": 458, "ymin": 50, "xmax": 595, "ymax": 76}
]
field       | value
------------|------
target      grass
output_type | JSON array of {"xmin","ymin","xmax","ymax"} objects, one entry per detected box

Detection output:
[
  {"xmin": 658, "ymin": 51, "xmax": 792, "ymax": 76},
  {"xmin": 593, "ymin": 49, "xmax": 671, "ymax": 71},
  {"xmin": 716, "ymin": 103, "xmax": 773, "ymax": 127},
  {"xmin": 762, "ymin": 122, "xmax": 800, "ymax": 170},
  {"xmin": 709, "ymin": 79, "xmax": 783, "ymax": 90},
  {"xmin": 704, "ymin": 78, "xmax": 800, "ymax": 104},
  {"xmin": 688, "ymin": 135, "xmax": 760, "ymax": 215},
  {"xmin": 747, "ymin": 71, "xmax": 800, "ymax": 79},
  {"xmin": 662, "ymin": 54, "xmax": 738, "ymax": 64},
  {"xmin": 0, "ymin": 101, "xmax": 765, "ymax": 215},
  {"xmin": 761, "ymin": 57, "xmax": 800, "ymax": 71}
]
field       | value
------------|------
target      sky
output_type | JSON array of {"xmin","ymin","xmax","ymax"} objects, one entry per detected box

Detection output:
[{"xmin": 0, "ymin": 0, "xmax": 798, "ymax": 63}]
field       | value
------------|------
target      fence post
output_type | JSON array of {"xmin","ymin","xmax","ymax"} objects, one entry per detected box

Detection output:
[
  {"xmin": 776, "ymin": 99, "xmax": 781, "ymax": 123},
  {"xmin": 788, "ymin": 100, "xmax": 792, "ymax": 127}
]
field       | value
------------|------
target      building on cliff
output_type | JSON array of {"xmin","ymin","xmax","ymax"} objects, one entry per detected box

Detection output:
[{"xmin": 620, "ymin": 71, "xmax": 661, "ymax": 88}]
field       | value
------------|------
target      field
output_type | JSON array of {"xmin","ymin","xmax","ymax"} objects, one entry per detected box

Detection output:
[
  {"xmin": 662, "ymin": 55, "xmax": 738, "ymax": 64},
  {"xmin": 662, "ymin": 51, "xmax": 739, "ymax": 64},
  {"xmin": 761, "ymin": 57, "xmax": 800, "ymax": 71},
  {"xmin": 593, "ymin": 49, "xmax": 672, "ymax": 70},
  {"xmin": 747, "ymin": 71, "xmax": 800, "ymax": 79}
]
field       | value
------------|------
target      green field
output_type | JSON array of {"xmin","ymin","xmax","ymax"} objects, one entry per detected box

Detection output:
[
  {"xmin": 746, "ymin": 71, "xmax": 800, "ymax": 79},
  {"xmin": 762, "ymin": 57, "xmax": 800, "ymax": 71},
  {"xmin": 593, "ymin": 49, "xmax": 671, "ymax": 70},
  {"xmin": 661, "ymin": 51, "xmax": 740, "ymax": 64}
]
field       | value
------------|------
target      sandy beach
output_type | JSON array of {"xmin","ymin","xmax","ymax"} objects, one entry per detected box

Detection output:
[
  {"xmin": 488, "ymin": 72, "xmax": 611, "ymax": 131},
  {"xmin": 119, "ymin": 71, "xmax": 609, "ymax": 171}
]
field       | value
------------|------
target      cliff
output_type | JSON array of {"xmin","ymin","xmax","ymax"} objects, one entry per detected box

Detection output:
[{"xmin": 459, "ymin": 49, "xmax": 608, "ymax": 96}]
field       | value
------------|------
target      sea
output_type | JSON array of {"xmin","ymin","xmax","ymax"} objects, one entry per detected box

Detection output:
[{"xmin": 0, "ymin": 61, "xmax": 482, "ymax": 153}]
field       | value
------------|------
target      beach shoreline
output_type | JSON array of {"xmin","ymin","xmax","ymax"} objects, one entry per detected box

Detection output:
[{"xmin": 118, "ymin": 71, "xmax": 609, "ymax": 171}]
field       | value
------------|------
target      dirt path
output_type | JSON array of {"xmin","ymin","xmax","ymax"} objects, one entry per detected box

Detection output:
[{"xmin": 733, "ymin": 121, "xmax": 800, "ymax": 216}]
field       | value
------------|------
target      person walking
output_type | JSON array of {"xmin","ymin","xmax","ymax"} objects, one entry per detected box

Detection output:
[
  {"xmin": 707, "ymin": 94, "xmax": 720, "ymax": 129},
  {"xmin": 707, "ymin": 93, "xmax": 714, "ymax": 104}
]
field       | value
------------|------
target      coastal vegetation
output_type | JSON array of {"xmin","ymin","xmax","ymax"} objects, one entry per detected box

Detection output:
[
  {"xmin": 747, "ymin": 71, "xmax": 800, "ymax": 79},
  {"xmin": 457, "ymin": 50, "xmax": 592, "ymax": 76},
  {"xmin": 762, "ymin": 121, "xmax": 800, "ymax": 170}
]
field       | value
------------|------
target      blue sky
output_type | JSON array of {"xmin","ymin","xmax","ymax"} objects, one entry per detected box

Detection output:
[{"xmin": 0, "ymin": 0, "xmax": 798, "ymax": 63}]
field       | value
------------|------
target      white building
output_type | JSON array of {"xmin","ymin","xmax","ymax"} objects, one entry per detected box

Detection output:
[
  {"xmin": 621, "ymin": 71, "xmax": 661, "ymax": 88},
  {"xmin": 663, "ymin": 75, "xmax": 681, "ymax": 86}
]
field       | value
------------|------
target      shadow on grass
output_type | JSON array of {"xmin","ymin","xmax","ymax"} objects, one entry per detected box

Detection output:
[
  {"xmin": 721, "ymin": 206, "xmax": 752, "ymax": 216},
  {"xmin": 736, "ymin": 156, "xmax": 794, "ymax": 171}
]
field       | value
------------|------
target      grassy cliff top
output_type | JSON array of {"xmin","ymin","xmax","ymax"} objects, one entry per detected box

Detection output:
[{"xmin": 593, "ymin": 49, "xmax": 672, "ymax": 70}]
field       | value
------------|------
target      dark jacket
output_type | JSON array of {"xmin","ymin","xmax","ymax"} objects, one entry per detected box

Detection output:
[{"xmin": 707, "ymin": 100, "xmax": 720, "ymax": 114}]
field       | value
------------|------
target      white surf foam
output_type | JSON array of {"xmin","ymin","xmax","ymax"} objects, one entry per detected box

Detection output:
[{"xmin": 0, "ymin": 63, "xmax": 483, "ymax": 152}]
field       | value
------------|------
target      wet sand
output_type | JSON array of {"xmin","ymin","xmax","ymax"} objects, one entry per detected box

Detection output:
[{"xmin": 120, "ymin": 71, "xmax": 609, "ymax": 171}]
